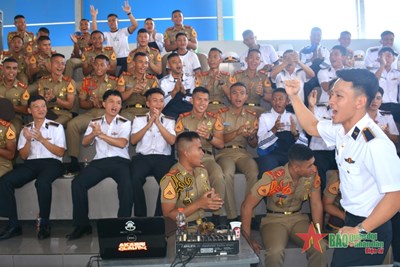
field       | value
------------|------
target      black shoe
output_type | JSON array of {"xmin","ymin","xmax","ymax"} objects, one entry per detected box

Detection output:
[
  {"xmin": 66, "ymin": 225, "xmax": 92, "ymax": 240},
  {"xmin": 0, "ymin": 225, "xmax": 22, "ymax": 240},
  {"xmin": 37, "ymin": 224, "xmax": 51, "ymax": 240}
]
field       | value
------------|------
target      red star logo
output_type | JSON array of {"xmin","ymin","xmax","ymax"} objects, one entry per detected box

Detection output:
[{"xmin": 296, "ymin": 224, "xmax": 327, "ymax": 253}]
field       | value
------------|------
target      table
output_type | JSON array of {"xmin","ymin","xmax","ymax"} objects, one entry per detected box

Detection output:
[{"xmin": 100, "ymin": 235, "xmax": 259, "ymax": 267}]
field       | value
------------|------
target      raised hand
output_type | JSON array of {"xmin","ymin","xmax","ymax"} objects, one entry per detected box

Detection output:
[
  {"xmin": 90, "ymin": 5, "xmax": 98, "ymax": 18},
  {"xmin": 122, "ymin": 1, "xmax": 131, "ymax": 13},
  {"xmin": 308, "ymin": 89, "xmax": 318, "ymax": 109},
  {"xmin": 284, "ymin": 79, "xmax": 301, "ymax": 96}
]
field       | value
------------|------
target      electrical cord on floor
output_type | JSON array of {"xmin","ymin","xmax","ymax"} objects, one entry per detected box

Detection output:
[{"xmin": 86, "ymin": 254, "xmax": 102, "ymax": 267}]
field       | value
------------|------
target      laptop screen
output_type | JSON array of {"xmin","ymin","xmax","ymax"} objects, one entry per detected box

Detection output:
[{"xmin": 97, "ymin": 217, "xmax": 167, "ymax": 259}]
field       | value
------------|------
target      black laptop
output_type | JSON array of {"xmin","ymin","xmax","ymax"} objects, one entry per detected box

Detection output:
[{"xmin": 97, "ymin": 217, "xmax": 167, "ymax": 259}]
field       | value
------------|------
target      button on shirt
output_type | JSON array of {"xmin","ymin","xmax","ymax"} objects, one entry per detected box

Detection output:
[
  {"xmin": 131, "ymin": 113, "xmax": 176, "ymax": 155},
  {"xmin": 317, "ymin": 114, "xmax": 400, "ymax": 217},
  {"xmin": 159, "ymin": 73, "xmax": 195, "ymax": 105},
  {"xmin": 84, "ymin": 115, "xmax": 131, "ymax": 160},
  {"xmin": 18, "ymin": 119, "xmax": 66, "ymax": 161}
]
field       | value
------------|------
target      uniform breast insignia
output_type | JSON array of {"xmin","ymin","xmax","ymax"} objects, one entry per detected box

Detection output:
[
  {"xmin": 361, "ymin": 127, "xmax": 375, "ymax": 142},
  {"xmin": 351, "ymin": 126, "xmax": 360, "ymax": 140},
  {"xmin": 344, "ymin": 157, "xmax": 355, "ymax": 164}
]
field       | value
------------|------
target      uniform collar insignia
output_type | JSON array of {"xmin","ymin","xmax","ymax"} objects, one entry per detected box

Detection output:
[{"xmin": 351, "ymin": 126, "xmax": 360, "ymax": 140}]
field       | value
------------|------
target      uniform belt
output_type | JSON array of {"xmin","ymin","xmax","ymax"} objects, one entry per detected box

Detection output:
[
  {"xmin": 49, "ymin": 106, "xmax": 65, "ymax": 111},
  {"xmin": 209, "ymin": 101, "xmax": 222, "ymax": 105},
  {"xmin": 126, "ymin": 104, "xmax": 146, "ymax": 109},
  {"xmin": 202, "ymin": 149, "xmax": 213, "ymax": 155},
  {"xmin": 225, "ymin": 145, "xmax": 245, "ymax": 149},
  {"xmin": 267, "ymin": 209, "xmax": 300, "ymax": 215},
  {"xmin": 244, "ymin": 103, "xmax": 260, "ymax": 107}
]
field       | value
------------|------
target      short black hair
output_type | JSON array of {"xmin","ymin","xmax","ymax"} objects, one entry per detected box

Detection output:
[
  {"xmin": 288, "ymin": 144, "xmax": 314, "ymax": 163},
  {"xmin": 37, "ymin": 36, "xmax": 50, "ymax": 43},
  {"xmin": 95, "ymin": 54, "xmax": 110, "ymax": 63},
  {"xmin": 38, "ymin": 27, "xmax": 50, "ymax": 35},
  {"xmin": 107, "ymin": 13, "xmax": 118, "ymax": 19},
  {"xmin": 336, "ymin": 68, "xmax": 379, "ymax": 107},
  {"xmin": 272, "ymin": 88, "xmax": 288, "ymax": 97},
  {"xmin": 11, "ymin": 35, "xmax": 24, "ymax": 43},
  {"xmin": 175, "ymin": 32, "xmax": 187, "ymax": 40},
  {"xmin": 80, "ymin": 18, "xmax": 90, "ymax": 23},
  {"xmin": 133, "ymin": 51, "xmax": 147, "ymax": 60},
  {"xmin": 145, "ymin": 88, "xmax": 165, "ymax": 98},
  {"xmin": 230, "ymin": 82, "xmax": 247, "ymax": 93},
  {"xmin": 176, "ymin": 131, "xmax": 200, "ymax": 154},
  {"xmin": 378, "ymin": 46, "xmax": 395, "ymax": 56},
  {"xmin": 247, "ymin": 48, "xmax": 261, "ymax": 58},
  {"xmin": 102, "ymin": 89, "xmax": 122, "ymax": 102},
  {"xmin": 242, "ymin": 29, "xmax": 254, "ymax": 39},
  {"xmin": 167, "ymin": 52, "xmax": 180, "ymax": 61},
  {"xmin": 137, "ymin": 28, "xmax": 149, "ymax": 35},
  {"xmin": 340, "ymin": 31, "xmax": 351, "ymax": 37},
  {"xmin": 283, "ymin": 49, "xmax": 295, "ymax": 57},
  {"xmin": 2, "ymin": 57, "xmax": 18, "ymax": 65},
  {"xmin": 91, "ymin": 30, "xmax": 105, "ymax": 38},
  {"xmin": 192, "ymin": 87, "xmax": 210, "ymax": 97},
  {"xmin": 381, "ymin": 30, "xmax": 394, "ymax": 39},
  {"xmin": 172, "ymin": 9, "xmax": 182, "ymax": 16},
  {"xmin": 331, "ymin": 45, "xmax": 347, "ymax": 56},
  {"xmin": 14, "ymin": 15, "xmax": 25, "ymax": 21},
  {"xmin": 145, "ymin": 18, "xmax": 154, "ymax": 22},
  {"xmin": 28, "ymin": 94, "xmax": 46, "ymax": 107},
  {"xmin": 51, "ymin": 53, "xmax": 65, "ymax": 60},
  {"xmin": 209, "ymin": 47, "xmax": 223, "ymax": 55},
  {"xmin": 311, "ymin": 27, "xmax": 322, "ymax": 34},
  {"xmin": 377, "ymin": 87, "xmax": 384, "ymax": 96}
]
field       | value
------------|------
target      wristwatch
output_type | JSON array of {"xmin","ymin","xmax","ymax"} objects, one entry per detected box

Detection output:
[
  {"xmin": 206, "ymin": 133, "xmax": 214, "ymax": 142},
  {"xmin": 357, "ymin": 223, "xmax": 368, "ymax": 234}
]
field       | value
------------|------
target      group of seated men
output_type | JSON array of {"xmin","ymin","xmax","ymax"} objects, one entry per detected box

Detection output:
[{"xmin": 0, "ymin": 5, "xmax": 399, "ymax": 267}]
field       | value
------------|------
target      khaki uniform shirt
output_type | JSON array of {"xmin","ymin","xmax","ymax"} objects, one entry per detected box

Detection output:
[
  {"xmin": 0, "ymin": 119, "xmax": 17, "ymax": 176},
  {"xmin": 7, "ymin": 31, "xmax": 34, "ymax": 50},
  {"xmin": 117, "ymin": 72, "xmax": 158, "ymax": 107},
  {"xmin": 0, "ymin": 51, "xmax": 27, "ymax": 82},
  {"xmin": 196, "ymin": 71, "xmax": 229, "ymax": 104},
  {"xmin": 74, "ymin": 33, "xmax": 92, "ymax": 58},
  {"xmin": 251, "ymin": 164, "xmax": 321, "ymax": 213},
  {"xmin": 127, "ymin": 47, "xmax": 162, "ymax": 76},
  {"xmin": 323, "ymin": 170, "xmax": 342, "ymax": 209},
  {"xmin": 27, "ymin": 51, "xmax": 54, "ymax": 80},
  {"xmin": 82, "ymin": 46, "xmax": 117, "ymax": 74},
  {"xmin": 175, "ymin": 111, "xmax": 224, "ymax": 153},
  {"xmin": 38, "ymin": 76, "xmax": 76, "ymax": 110},
  {"xmin": 0, "ymin": 79, "xmax": 29, "ymax": 108},
  {"xmin": 79, "ymin": 75, "xmax": 117, "ymax": 102},
  {"xmin": 231, "ymin": 69, "xmax": 272, "ymax": 105},
  {"xmin": 160, "ymin": 162, "xmax": 210, "ymax": 223},
  {"xmin": 163, "ymin": 25, "xmax": 197, "ymax": 47},
  {"xmin": 218, "ymin": 107, "xmax": 258, "ymax": 149}
]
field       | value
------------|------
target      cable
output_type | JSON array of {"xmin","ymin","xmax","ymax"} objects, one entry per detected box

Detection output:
[{"xmin": 85, "ymin": 255, "xmax": 102, "ymax": 267}]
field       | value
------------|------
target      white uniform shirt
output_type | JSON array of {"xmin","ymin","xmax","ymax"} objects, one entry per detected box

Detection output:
[
  {"xmin": 300, "ymin": 45, "xmax": 331, "ymax": 67},
  {"xmin": 104, "ymin": 27, "xmax": 131, "ymax": 58},
  {"xmin": 131, "ymin": 113, "xmax": 176, "ymax": 155},
  {"xmin": 317, "ymin": 66, "xmax": 344, "ymax": 104},
  {"xmin": 257, "ymin": 109, "xmax": 307, "ymax": 150},
  {"xmin": 372, "ymin": 68, "xmax": 400, "ymax": 103},
  {"xmin": 150, "ymin": 32, "xmax": 165, "ymax": 55},
  {"xmin": 309, "ymin": 105, "xmax": 335, "ymax": 151},
  {"xmin": 365, "ymin": 45, "xmax": 398, "ymax": 70},
  {"xmin": 371, "ymin": 110, "xmax": 400, "ymax": 135},
  {"xmin": 239, "ymin": 44, "xmax": 279, "ymax": 70},
  {"xmin": 18, "ymin": 119, "xmax": 66, "ymax": 162},
  {"xmin": 84, "ymin": 115, "xmax": 131, "ymax": 160},
  {"xmin": 274, "ymin": 68, "xmax": 310, "ymax": 102},
  {"xmin": 317, "ymin": 114, "xmax": 400, "ymax": 217},
  {"xmin": 178, "ymin": 50, "xmax": 201, "ymax": 78},
  {"xmin": 159, "ymin": 73, "xmax": 194, "ymax": 105}
]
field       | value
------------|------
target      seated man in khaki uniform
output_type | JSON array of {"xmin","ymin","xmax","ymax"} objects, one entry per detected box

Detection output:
[
  {"xmin": 160, "ymin": 131, "xmax": 223, "ymax": 227},
  {"xmin": 241, "ymin": 144, "xmax": 326, "ymax": 267},
  {"xmin": 0, "ymin": 98, "xmax": 17, "ymax": 178}
]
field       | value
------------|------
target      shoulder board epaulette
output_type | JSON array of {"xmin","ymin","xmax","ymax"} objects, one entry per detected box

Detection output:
[
  {"xmin": 2, "ymin": 51, "xmax": 11, "ymax": 56},
  {"xmin": 135, "ymin": 114, "xmax": 147, "ymax": 118},
  {"xmin": 145, "ymin": 74, "xmax": 156, "ymax": 79},
  {"xmin": 206, "ymin": 111, "xmax": 217, "ymax": 118},
  {"xmin": 220, "ymin": 71, "xmax": 229, "ymax": 76},
  {"xmin": 179, "ymin": 111, "xmax": 191, "ymax": 118},
  {"xmin": 163, "ymin": 115, "xmax": 175, "ymax": 121},
  {"xmin": 129, "ymin": 48, "xmax": 138, "ymax": 55},
  {"xmin": 47, "ymin": 121, "xmax": 60, "ymax": 127},
  {"xmin": 184, "ymin": 25, "xmax": 192, "ymax": 29},
  {"xmin": 117, "ymin": 116, "xmax": 128, "ymax": 123},
  {"xmin": 108, "ymin": 75, "xmax": 118, "ymax": 81},
  {"xmin": 166, "ymin": 26, "xmax": 174, "ymax": 31},
  {"xmin": 258, "ymin": 69, "xmax": 268, "ymax": 75},
  {"xmin": 201, "ymin": 71, "xmax": 209, "ymax": 76},
  {"xmin": 0, "ymin": 120, "xmax": 11, "ymax": 127},
  {"xmin": 17, "ymin": 81, "xmax": 28, "ymax": 89},
  {"xmin": 245, "ymin": 109, "xmax": 257, "ymax": 116},
  {"xmin": 40, "ymin": 75, "xmax": 50, "ymax": 80},
  {"xmin": 83, "ymin": 76, "xmax": 94, "ymax": 81},
  {"xmin": 91, "ymin": 117, "xmax": 103, "ymax": 122},
  {"xmin": 104, "ymin": 46, "xmax": 114, "ymax": 51},
  {"xmin": 370, "ymin": 47, "xmax": 379, "ymax": 52},
  {"xmin": 218, "ymin": 107, "xmax": 229, "ymax": 113},
  {"xmin": 62, "ymin": 76, "xmax": 72, "ymax": 82},
  {"xmin": 316, "ymin": 103, "xmax": 328, "ymax": 107},
  {"xmin": 149, "ymin": 47, "xmax": 158, "ymax": 51},
  {"xmin": 361, "ymin": 127, "xmax": 375, "ymax": 142},
  {"xmin": 379, "ymin": 110, "xmax": 392, "ymax": 115},
  {"xmin": 51, "ymin": 50, "xmax": 57, "ymax": 55},
  {"xmin": 166, "ymin": 168, "xmax": 179, "ymax": 176},
  {"xmin": 25, "ymin": 122, "xmax": 33, "ymax": 128},
  {"xmin": 320, "ymin": 62, "xmax": 330, "ymax": 68},
  {"xmin": 84, "ymin": 46, "xmax": 94, "ymax": 52},
  {"xmin": 122, "ymin": 71, "xmax": 133, "ymax": 76},
  {"xmin": 27, "ymin": 31, "xmax": 34, "ymax": 36}
]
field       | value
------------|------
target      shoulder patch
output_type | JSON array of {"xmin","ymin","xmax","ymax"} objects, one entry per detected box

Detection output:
[
  {"xmin": 218, "ymin": 106, "xmax": 229, "ymax": 113},
  {"xmin": 163, "ymin": 115, "xmax": 175, "ymax": 121},
  {"xmin": 104, "ymin": 46, "xmax": 113, "ymax": 51},
  {"xmin": 206, "ymin": 111, "xmax": 217, "ymax": 118},
  {"xmin": 265, "ymin": 168, "xmax": 285, "ymax": 180},
  {"xmin": 62, "ymin": 76, "xmax": 72, "ymax": 82},
  {"xmin": 17, "ymin": 81, "xmax": 28, "ymax": 89},
  {"xmin": 91, "ymin": 116, "xmax": 103, "ymax": 122},
  {"xmin": 245, "ymin": 109, "xmax": 257, "ymax": 116},
  {"xmin": 166, "ymin": 168, "xmax": 179, "ymax": 176},
  {"xmin": 179, "ymin": 111, "xmax": 191, "ymax": 118},
  {"xmin": 117, "ymin": 116, "xmax": 128, "ymax": 123},
  {"xmin": 108, "ymin": 75, "xmax": 118, "ymax": 81},
  {"xmin": 370, "ymin": 47, "xmax": 379, "ymax": 52},
  {"xmin": 47, "ymin": 121, "xmax": 60, "ymax": 127},
  {"xmin": 379, "ymin": 110, "xmax": 392, "ymax": 115},
  {"xmin": 163, "ymin": 181, "xmax": 176, "ymax": 200},
  {"xmin": 84, "ymin": 46, "xmax": 94, "ymax": 52},
  {"xmin": 6, "ymin": 126, "xmax": 16, "ymax": 140},
  {"xmin": 145, "ymin": 74, "xmax": 156, "ymax": 79},
  {"xmin": 362, "ymin": 127, "xmax": 375, "ymax": 142}
]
